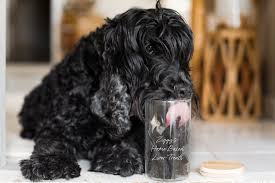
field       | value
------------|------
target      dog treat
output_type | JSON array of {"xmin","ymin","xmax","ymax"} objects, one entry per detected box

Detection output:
[{"xmin": 145, "ymin": 99, "xmax": 191, "ymax": 181}]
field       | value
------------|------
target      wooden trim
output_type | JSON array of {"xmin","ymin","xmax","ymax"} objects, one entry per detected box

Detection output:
[
  {"xmin": 191, "ymin": 0, "xmax": 206, "ymax": 95},
  {"xmin": 0, "ymin": 0, "xmax": 6, "ymax": 167}
]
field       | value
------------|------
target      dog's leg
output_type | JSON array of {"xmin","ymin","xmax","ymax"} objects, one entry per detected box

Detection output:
[
  {"xmin": 19, "ymin": 85, "xmax": 47, "ymax": 139},
  {"xmin": 90, "ymin": 74, "xmax": 132, "ymax": 139},
  {"xmin": 88, "ymin": 139, "xmax": 144, "ymax": 177},
  {"xmin": 20, "ymin": 133, "xmax": 80, "ymax": 181}
]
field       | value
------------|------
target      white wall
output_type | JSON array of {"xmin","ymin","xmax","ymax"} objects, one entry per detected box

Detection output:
[
  {"xmin": 0, "ymin": 0, "xmax": 6, "ymax": 167},
  {"xmin": 94, "ymin": 0, "xmax": 155, "ymax": 18},
  {"xmin": 51, "ymin": 0, "xmax": 66, "ymax": 63},
  {"xmin": 94, "ymin": 0, "xmax": 191, "ymax": 23},
  {"xmin": 162, "ymin": 0, "xmax": 191, "ymax": 23}
]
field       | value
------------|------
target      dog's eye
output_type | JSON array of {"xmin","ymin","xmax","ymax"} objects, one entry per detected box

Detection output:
[
  {"xmin": 145, "ymin": 42, "xmax": 155, "ymax": 55},
  {"xmin": 146, "ymin": 45, "xmax": 154, "ymax": 55}
]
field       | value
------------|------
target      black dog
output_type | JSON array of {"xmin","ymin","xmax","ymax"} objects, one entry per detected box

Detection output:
[{"xmin": 19, "ymin": 2, "xmax": 196, "ymax": 181}]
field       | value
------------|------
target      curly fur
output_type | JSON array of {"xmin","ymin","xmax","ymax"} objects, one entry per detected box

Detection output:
[{"xmin": 19, "ymin": 2, "xmax": 196, "ymax": 181}]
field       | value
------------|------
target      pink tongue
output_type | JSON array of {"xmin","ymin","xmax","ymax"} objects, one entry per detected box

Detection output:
[{"xmin": 165, "ymin": 102, "xmax": 191, "ymax": 127}]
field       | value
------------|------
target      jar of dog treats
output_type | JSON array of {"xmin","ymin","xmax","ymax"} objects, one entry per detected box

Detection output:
[{"xmin": 145, "ymin": 99, "xmax": 191, "ymax": 181}]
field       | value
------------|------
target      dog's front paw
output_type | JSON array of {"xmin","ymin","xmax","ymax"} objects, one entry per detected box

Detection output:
[
  {"xmin": 119, "ymin": 149, "xmax": 144, "ymax": 177},
  {"xmin": 90, "ymin": 144, "xmax": 144, "ymax": 176},
  {"xmin": 20, "ymin": 155, "xmax": 81, "ymax": 181}
]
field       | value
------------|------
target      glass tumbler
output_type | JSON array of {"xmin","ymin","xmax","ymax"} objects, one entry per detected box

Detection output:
[{"xmin": 145, "ymin": 99, "xmax": 191, "ymax": 181}]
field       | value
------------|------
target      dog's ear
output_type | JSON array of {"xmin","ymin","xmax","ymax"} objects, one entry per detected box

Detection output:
[
  {"xmin": 102, "ymin": 15, "xmax": 147, "ymax": 92},
  {"xmin": 90, "ymin": 74, "xmax": 132, "ymax": 139},
  {"xmin": 102, "ymin": 18, "xmax": 124, "ymax": 67}
]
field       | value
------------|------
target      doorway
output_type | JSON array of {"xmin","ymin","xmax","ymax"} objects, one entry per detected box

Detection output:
[{"xmin": 8, "ymin": 0, "xmax": 50, "ymax": 62}]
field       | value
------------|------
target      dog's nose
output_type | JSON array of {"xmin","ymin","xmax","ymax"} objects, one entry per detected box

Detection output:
[
  {"xmin": 173, "ymin": 84, "xmax": 192, "ymax": 98},
  {"xmin": 174, "ymin": 84, "xmax": 184, "ymax": 94}
]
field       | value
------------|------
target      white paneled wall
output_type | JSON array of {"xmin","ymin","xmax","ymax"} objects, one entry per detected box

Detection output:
[
  {"xmin": 0, "ymin": 0, "xmax": 6, "ymax": 167},
  {"xmin": 51, "ymin": 0, "xmax": 66, "ymax": 63}
]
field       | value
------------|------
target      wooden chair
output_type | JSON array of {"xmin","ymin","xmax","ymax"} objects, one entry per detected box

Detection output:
[{"xmin": 201, "ymin": 28, "xmax": 261, "ymax": 121}]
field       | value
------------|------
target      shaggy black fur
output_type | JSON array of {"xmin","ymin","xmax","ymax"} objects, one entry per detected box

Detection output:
[{"xmin": 19, "ymin": 2, "xmax": 196, "ymax": 181}]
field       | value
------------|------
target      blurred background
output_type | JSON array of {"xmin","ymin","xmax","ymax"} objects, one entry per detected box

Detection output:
[
  {"xmin": 4, "ymin": 0, "xmax": 275, "ymax": 175},
  {"xmin": 6, "ymin": 0, "xmax": 275, "ymax": 120}
]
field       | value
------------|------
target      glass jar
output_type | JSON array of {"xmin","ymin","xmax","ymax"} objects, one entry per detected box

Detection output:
[{"xmin": 145, "ymin": 99, "xmax": 191, "ymax": 181}]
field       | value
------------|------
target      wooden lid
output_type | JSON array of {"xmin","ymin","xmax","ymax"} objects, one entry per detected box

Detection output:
[{"xmin": 200, "ymin": 161, "xmax": 245, "ymax": 178}]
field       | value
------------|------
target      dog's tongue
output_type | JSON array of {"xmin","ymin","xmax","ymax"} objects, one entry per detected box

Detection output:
[{"xmin": 165, "ymin": 102, "xmax": 191, "ymax": 127}]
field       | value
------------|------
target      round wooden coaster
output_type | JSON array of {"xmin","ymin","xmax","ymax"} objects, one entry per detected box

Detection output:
[{"xmin": 200, "ymin": 160, "xmax": 245, "ymax": 178}]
